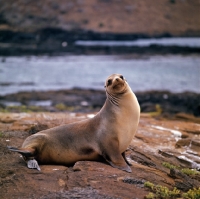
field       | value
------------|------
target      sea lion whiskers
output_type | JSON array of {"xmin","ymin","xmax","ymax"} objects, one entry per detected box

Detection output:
[{"xmin": 106, "ymin": 90, "xmax": 120, "ymax": 106}]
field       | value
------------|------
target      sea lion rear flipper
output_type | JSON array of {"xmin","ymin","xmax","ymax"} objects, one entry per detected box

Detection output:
[
  {"xmin": 7, "ymin": 146, "xmax": 35, "ymax": 157},
  {"xmin": 8, "ymin": 146, "xmax": 41, "ymax": 171},
  {"xmin": 27, "ymin": 159, "xmax": 41, "ymax": 171}
]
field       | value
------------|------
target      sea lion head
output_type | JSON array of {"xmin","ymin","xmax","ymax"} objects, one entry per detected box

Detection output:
[{"xmin": 105, "ymin": 74, "xmax": 128, "ymax": 95}]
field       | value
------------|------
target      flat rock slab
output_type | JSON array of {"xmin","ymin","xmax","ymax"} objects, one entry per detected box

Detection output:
[{"xmin": 0, "ymin": 112, "xmax": 200, "ymax": 199}]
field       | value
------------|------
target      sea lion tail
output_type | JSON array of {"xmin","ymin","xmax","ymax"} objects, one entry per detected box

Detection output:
[{"xmin": 7, "ymin": 146, "xmax": 35, "ymax": 157}]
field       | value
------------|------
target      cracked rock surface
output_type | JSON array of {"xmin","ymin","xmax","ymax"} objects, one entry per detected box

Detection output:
[{"xmin": 0, "ymin": 112, "xmax": 199, "ymax": 199}]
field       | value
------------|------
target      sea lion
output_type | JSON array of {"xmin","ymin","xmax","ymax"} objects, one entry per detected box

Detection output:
[{"xmin": 8, "ymin": 74, "xmax": 140, "ymax": 172}]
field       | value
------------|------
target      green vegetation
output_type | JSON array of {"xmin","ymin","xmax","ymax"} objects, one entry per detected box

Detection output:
[
  {"xmin": 0, "ymin": 131, "xmax": 4, "ymax": 138},
  {"xmin": 145, "ymin": 192, "xmax": 155, "ymax": 199},
  {"xmin": 0, "ymin": 105, "xmax": 45, "ymax": 113},
  {"xmin": 181, "ymin": 168, "xmax": 200, "ymax": 176},
  {"xmin": 55, "ymin": 103, "xmax": 67, "ymax": 111},
  {"xmin": 0, "ymin": 104, "xmax": 83, "ymax": 113},
  {"xmin": 162, "ymin": 162, "xmax": 178, "ymax": 170},
  {"xmin": 55, "ymin": 103, "xmax": 76, "ymax": 111},
  {"xmin": 144, "ymin": 181, "xmax": 200, "ymax": 199},
  {"xmin": 149, "ymin": 104, "xmax": 162, "ymax": 117},
  {"xmin": 145, "ymin": 162, "xmax": 200, "ymax": 198},
  {"xmin": 144, "ymin": 181, "xmax": 180, "ymax": 198},
  {"xmin": 182, "ymin": 188, "xmax": 200, "ymax": 199},
  {"xmin": 162, "ymin": 162, "xmax": 200, "ymax": 176},
  {"xmin": 144, "ymin": 181, "xmax": 155, "ymax": 190}
]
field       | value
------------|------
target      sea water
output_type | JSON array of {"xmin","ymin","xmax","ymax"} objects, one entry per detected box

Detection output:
[{"xmin": 0, "ymin": 54, "xmax": 199, "ymax": 95}]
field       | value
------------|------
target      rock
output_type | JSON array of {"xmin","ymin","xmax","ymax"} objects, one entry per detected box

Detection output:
[
  {"xmin": 0, "ymin": 113, "xmax": 200, "ymax": 198},
  {"xmin": 175, "ymin": 113, "xmax": 200, "ymax": 123},
  {"xmin": 175, "ymin": 138, "xmax": 191, "ymax": 148},
  {"xmin": 39, "ymin": 187, "xmax": 118, "ymax": 199},
  {"xmin": 1, "ymin": 90, "xmax": 200, "ymax": 117},
  {"xmin": 28, "ymin": 123, "xmax": 49, "ymax": 134},
  {"xmin": 73, "ymin": 161, "xmax": 106, "ymax": 172},
  {"xmin": 170, "ymin": 168, "xmax": 200, "ymax": 191}
]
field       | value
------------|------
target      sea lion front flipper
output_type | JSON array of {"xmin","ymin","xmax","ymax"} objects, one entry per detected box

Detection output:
[
  {"xmin": 27, "ymin": 159, "xmax": 41, "ymax": 171},
  {"xmin": 108, "ymin": 160, "xmax": 132, "ymax": 173},
  {"xmin": 101, "ymin": 140, "xmax": 132, "ymax": 173}
]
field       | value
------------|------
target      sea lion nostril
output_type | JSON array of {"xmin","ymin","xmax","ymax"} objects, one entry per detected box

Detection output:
[
  {"xmin": 116, "ymin": 78, "xmax": 119, "ymax": 81},
  {"xmin": 120, "ymin": 75, "xmax": 124, "ymax": 80}
]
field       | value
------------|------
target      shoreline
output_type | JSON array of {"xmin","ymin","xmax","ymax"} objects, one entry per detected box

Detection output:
[
  {"xmin": 1, "ymin": 45, "xmax": 199, "ymax": 56},
  {"xmin": 0, "ymin": 89, "xmax": 200, "ymax": 118},
  {"xmin": 0, "ymin": 29, "xmax": 200, "ymax": 56}
]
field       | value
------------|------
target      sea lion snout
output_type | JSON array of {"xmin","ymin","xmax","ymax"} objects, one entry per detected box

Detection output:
[
  {"xmin": 111, "ymin": 75, "xmax": 126, "ymax": 93},
  {"xmin": 114, "ymin": 75, "xmax": 124, "ymax": 83},
  {"xmin": 113, "ymin": 76, "xmax": 124, "ymax": 86},
  {"xmin": 105, "ymin": 74, "xmax": 126, "ymax": 91}
]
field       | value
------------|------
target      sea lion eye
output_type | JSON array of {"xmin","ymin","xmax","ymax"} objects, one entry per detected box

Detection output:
[
  {"xmin": 107, "ymin": 79, "xmax": 112, "ymax": 87},
  {"xmin": 120, "ymin": 75, "xmax": 124, "ymax": 80}
]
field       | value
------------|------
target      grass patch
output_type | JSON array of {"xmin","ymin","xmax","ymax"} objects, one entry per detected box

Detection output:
[
  {"xmin": 55, "ymin": 103, "xmax": 77, "ymax": 111},
  {"xmin": 144, "ymin": 181, "xmax": 180, "ymax": 198},
  {"xmin": 181, "ymin": 168, "xmax": 200, "ymax": 176},
  {"xmin": 55, "ymin": 103, "xmax": 67, "ymax": 111},
  {"xmin": 0, "ymin": 131, "xmax": 4, "ymax": 138},
  {"xmin": 144, "ymin": 181, "xmax": 200, "ymax": 199},
  {"xmin": 162, "ymin": 162, "xmax": 178, "ymax": 170},
  {"xmin": 162, "ymin": 162, "xmax": 199, "ymax": 176},
  {"xmin": 0, "ymin": 105, "xmax": 46, "ymax": 113},
  {"xmin": 182, "ymin": 187, "xmax": 200, "ymax": 199},
  {"xmin": 148, "ymin": 104, "xmax": 163, "ymax": 117},
  {"xmin": 144, "ymin": 163, "xmax": 200, "ymax": 198}
]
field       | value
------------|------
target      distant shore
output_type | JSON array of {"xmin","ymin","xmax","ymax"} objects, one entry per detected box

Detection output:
[
  {"xmin": 0, "ymin": 89, "xmax": 199, "ymax": 118},
  {"xmin": 0, "ymin": 29, "xmax": 200, "ymax": 56}
]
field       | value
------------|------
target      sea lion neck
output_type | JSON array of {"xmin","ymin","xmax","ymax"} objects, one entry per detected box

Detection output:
[
  {"xmin": 106, "ymin": 89, "xmax": 128, "ymax": 107},
  {"xmin": 106, "ymin": 90, "xmax": 120, "ymax": 106}
]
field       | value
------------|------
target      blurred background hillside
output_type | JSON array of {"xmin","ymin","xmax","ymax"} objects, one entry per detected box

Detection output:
[{"xmin": 0, "ymin": 0, "xmax": 200, "ymax": 36}]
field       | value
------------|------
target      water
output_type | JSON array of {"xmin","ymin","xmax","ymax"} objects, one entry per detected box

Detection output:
[
  {"xmin": 0, "ymin": 54, "xmax": 199, "ymax": 95},
  {"xmin": 75, "ymin": 37, "xmax": 200, "ymax": 47}
]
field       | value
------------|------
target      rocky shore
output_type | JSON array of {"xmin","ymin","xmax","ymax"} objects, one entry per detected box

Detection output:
[
  {"xmin": 0, "ymin": 89, "xmax": 200, "ymax": 198},
  {"xmin": 0, "ymin": 111, "xmax": 199, "ymax": 199},
  {"xmin": 0, "ymin": 89, "xmax": 200, "ymax": 118}
]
